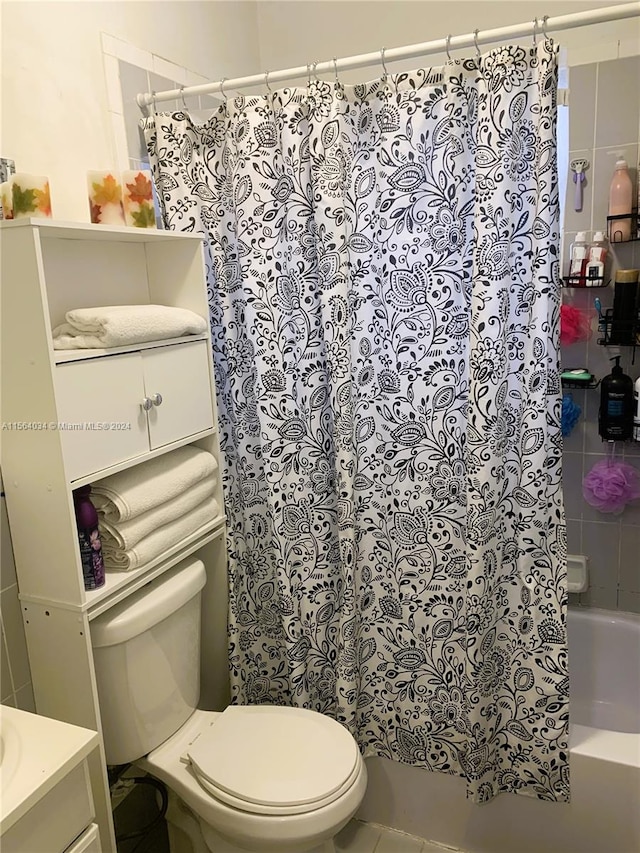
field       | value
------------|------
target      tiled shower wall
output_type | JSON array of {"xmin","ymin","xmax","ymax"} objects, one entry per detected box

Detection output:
[
  {"xmin": 0, "ymin": 473, "xmax": 35, "ymax": 709},
  {"xmin": 561, "ymin": 55, "xmax": 640, "ymax": 612}
]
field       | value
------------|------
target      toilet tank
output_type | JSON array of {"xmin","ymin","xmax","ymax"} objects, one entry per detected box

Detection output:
[{"xmin": 91, "ymin": 558, "xmax": 206, "ymax": 765}]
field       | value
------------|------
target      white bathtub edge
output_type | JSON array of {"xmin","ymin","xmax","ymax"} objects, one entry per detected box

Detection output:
[{"xmin": 570, "ymin": 723, "xmax": 640, "ymax": 766}]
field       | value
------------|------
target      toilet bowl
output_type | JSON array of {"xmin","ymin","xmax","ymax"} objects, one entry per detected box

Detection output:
[
  {"xmin": 91, "ymin": 558, "xmax": 367, "ymax": 853},
  {"xmin": 138, "ymin": 708, "xmax": 367, "ymax": 852}
]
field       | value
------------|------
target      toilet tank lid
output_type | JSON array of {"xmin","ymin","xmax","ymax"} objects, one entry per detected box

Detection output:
[{"xmin": 91, "ymin": 558, "xmax": 206, "ymax": 648}]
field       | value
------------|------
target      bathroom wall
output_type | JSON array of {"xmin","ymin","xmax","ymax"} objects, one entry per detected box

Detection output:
[
  {"xmin": 255, "ymin": 1, "xmax": 640, "ymax": 75},
  {"xmin": 0, "ymin": 0, "xmax": 261, "ymax": 221},
  {"xmin": 561, "ymin": 54, "xmax": 640, "ymax": 613},
  {"xmin": 0, "ymin": 1, "xmax": 261, "ymax": 708},
  {"xmin": 0, "ymin": 472, "xmax": 35, "ymax": 710}
]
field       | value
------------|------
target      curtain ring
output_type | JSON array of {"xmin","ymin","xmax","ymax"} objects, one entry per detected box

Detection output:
[
  {"xmin": 312, "ymin": 60, "xmax": 319, "ymax": 81},
  {"xmin": 306, "ymin": 63, "xmax": 312, "ymax": 85},
  {"xmin": 333, "ymin": 57, "xmax": 339, "ymax": 83},
  {"xmin": 380, "ymin": 46, "xmax": 389, "ymax": 79},
  {"xmin": 541, "ymin": 15, "xmax": 550, "ymax": 39},
  {"xmin": 150, "ymin": 91, "xmax": 158, "ymax": 116},
  {"xmin": 473, "ymin": 30, "xmax": 481, "ymax": 58},
  {"xmin": 445, "ymin": 34, "xmax": 452, "ymax": 61},
  {"xmin": 532, "ymin": 18, "xmax": 538, "ymax": 46},
  {"xmin": 264, "ymin": 70, "xmax": 272, "ymax": 94},
  {"xmin": 179, "ymin": 86, "xmax": 188, "ymax": 110},
  {"xmin": 219, "ymin": 78, "xmax": 228, "ymax": 102}
]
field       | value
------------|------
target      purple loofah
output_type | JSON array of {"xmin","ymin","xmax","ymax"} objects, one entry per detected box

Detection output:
[{"xmin": 582, "ymin": 460, "xmax": 640, "ymax": 514}]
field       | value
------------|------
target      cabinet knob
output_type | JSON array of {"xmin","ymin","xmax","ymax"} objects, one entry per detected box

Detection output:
[
  {"xmin": 151, "ymin": 393, "xmax": 163, "ymax": 407},
  {"xmin": 141, "ymin": 397, "xmax": 153, "ymax": 411}
]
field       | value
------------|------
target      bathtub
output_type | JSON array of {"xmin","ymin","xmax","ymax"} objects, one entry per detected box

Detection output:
[{"xmin": 356, "ymin": 608, "xmax": 640, "ymax": 853}]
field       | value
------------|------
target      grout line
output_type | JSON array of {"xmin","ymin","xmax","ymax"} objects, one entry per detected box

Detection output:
[
  {"xmin": 0, "ymin": 611, "xmax": 17, "ymax": 696},
  {"xmin": 589, "ymin": 61, "xmax": 599, "ymax": 235}
]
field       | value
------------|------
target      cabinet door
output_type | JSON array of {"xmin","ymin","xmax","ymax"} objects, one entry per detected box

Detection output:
[
  {"xmin": 55, "ymin": 353, "xmax": 149, "ymax": 481},
  {"xmin": 65, "ymin": 824, "xmax": 101, "ymax": 853},
  {"xmin": 142, "ymin": 340, "xmax": 214, "ymax": 449}
]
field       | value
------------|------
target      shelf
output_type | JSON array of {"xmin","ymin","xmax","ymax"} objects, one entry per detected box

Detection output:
[
  {"xmin": 561, "ymin": 378, "xmax": 599, "ymax": 390},
  {"xmin": 69, "ymin": 427, "xmax": 217, "ymax": 488},
  {"xmin": 86, "ymin": 517, "xmax": 227, "ymax": 619},
  {"xmin": 17, "ymin": 518, "xmax": 227, "ymax": 618},
  {"xmin": 607, "ymin": 210, "xmax": 639, "ymax": 244},
  {"xmin": 0, "ymin": 217, "xmax": 204, "ymax": 242},
  {"xmin": 53, "ymin": 333, "xmax": 209, "ymax": 364},
  {"xmin": 562, "ymin": 275, "xmax": 608, "ymax": 288}
]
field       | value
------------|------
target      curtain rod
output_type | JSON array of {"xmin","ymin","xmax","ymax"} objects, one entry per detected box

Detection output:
[{"xmin": 137, "ymin": 1, "xmax": 640, "ymax": 109}]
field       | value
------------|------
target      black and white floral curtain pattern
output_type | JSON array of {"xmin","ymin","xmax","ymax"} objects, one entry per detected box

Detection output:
[{"xmin": 144, "ymin": 40, "xmax": 568, "ymax": 803}]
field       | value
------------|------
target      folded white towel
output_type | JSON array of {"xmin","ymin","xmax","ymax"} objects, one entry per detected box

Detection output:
[
  {"xmin": 92, "ymin": 446, "xmax": 217, "ymax": 522},
  {"xmin": 52, "ymin": 304, "xmax": 207, "ymax": 349},
  {"xmin": 102, "ymin": 497, "xmax": 219, "ymax": 571},
  {"xmin": 99, "ymin": 478, "xmax": 217, "ymax": 550}
]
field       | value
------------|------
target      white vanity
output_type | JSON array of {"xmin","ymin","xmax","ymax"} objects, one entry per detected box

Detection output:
[{"xmin": 0, "ymin": 705, "xmax": 101, "ymax": 852}]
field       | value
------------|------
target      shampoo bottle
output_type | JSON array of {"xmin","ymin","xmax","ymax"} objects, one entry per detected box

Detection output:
[
  {"xmin": 599, "ymin": 356, "xmax": 634, "ymax": 441},
  {"xmin": 634, "ymin": 376, "xmax": 640, "ymax": 442},
  {"xmin": 608, "ymin": 159, "xmax": 633, "ymax": 242},
  {"xmin": 73, "ymin": 486, "xmax": 105, "ymax": 590}
]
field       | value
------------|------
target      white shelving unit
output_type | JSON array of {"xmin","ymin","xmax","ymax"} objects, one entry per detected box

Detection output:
[{"xmin": 0, "ymin": 218, "xmax": 230, "ymax": 852}]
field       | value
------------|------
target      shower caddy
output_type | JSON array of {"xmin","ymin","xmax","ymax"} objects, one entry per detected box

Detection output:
[{"xmin": 0, "ymin": 219, "xmax": 228, "ymax": 853}]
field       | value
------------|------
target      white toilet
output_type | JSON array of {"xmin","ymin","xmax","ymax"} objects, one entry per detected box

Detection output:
[{"xmin": 91, "ymin": 558, "xmax": 367, "ymax": 853}]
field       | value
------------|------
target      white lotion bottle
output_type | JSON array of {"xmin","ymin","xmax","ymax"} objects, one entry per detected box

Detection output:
[{"xmin": 569, "ymin": 232, "xmax": 588, "ymax": 286}]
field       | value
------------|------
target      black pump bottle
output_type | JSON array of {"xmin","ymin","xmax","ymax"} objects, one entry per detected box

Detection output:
[{"xmin": 599, "ymin": 356, "xmax": 634, "ymax": 441}]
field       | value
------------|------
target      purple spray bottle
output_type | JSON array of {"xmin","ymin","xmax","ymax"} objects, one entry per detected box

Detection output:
[{"xmin": 73, "ymin": 485, "xmax": 105, "ymax": 590}]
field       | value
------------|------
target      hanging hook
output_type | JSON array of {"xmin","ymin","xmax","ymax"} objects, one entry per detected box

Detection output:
[
  {"xmin": 264, "ymin": 70, "xmax": 272, "ymax": 94},
  {"xmin": 150, "ymin": 91, "xmax": 158, "ymax": 116},
  {"xmin": 380, "ymin": 46, "xmax": 389, "ymax": 79},
  {"xmin": 219, "ymin": 78, "xmax": 228, "ymax": 102},
  {"xmin": 532, "ymin": 18, "xmax": 538, "ymax": 47},
  {"xmin": 311, "ymin": 60, "xmax": 319, "ymax": 81},
  {"xmin": 333, "ymin": 57, "xmax": 339, "ymax": 83},
  {"xmin": 445, "ymin": 34, "xmax": 453, "ymax": 61},
  {"xmin": 180, "ymin": 86, "xmax": 188, "ymax": 110},
  {"xmin": 541, "ymin": 14, "xmax": 550, "ymax": 39},
  {"xmin": 306, "ymin": 63, "xmax": 312, "ymax": 86},
  {"xmin": 473, "ymin": 30, "xmax": 481, "ymax": 59}
]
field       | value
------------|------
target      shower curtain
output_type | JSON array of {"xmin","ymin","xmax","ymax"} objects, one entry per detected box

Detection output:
[{"xmin": 144, "ymin": 39, "xmax": 568, "ymax": 803}]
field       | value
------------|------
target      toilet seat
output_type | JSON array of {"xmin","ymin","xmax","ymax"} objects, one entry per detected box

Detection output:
[{"xmin": 185, "ymin": 705, "xmax": 361, "ymax": 816}]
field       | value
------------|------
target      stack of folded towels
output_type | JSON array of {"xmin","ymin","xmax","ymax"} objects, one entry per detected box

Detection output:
[
  {"xmin": 52, "ymin": 304, "xmax": 207, "ymax": 349},
  {"xmin": 92, "ymin": 446, "xmax": 219, "ymax": 571}
]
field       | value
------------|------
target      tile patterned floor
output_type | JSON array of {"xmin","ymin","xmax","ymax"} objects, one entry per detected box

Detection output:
[{"xmin": 335, "ymin": 820, "xmax": 457, "ymax": 853}]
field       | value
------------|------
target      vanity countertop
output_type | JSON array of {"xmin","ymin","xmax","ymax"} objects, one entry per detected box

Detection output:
[{"xmin": 0, "ymin": 705, "xmax": 99, "ymax": 835}]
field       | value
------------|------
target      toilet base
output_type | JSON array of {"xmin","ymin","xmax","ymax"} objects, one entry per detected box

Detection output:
[{"xmin": 165, "ymin": 788, "xmax": 337, "ymax": 853}]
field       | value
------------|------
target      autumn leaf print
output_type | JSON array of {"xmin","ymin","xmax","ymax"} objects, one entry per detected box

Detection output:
[
  {"xmin": 12, "ymin": 184, "xmax": 37, "ymax": 215},
  {"xmin": 126, "ymin": 172, "xmax": 153, "ymax": 203},
  {"xmin": 131, "ymin": 202, "xmax": 156, "ymax": 227},
  {"xmin": 89, "ymin": 200, "xmax": 102, "ymax": 223},
  {"xmin": 91, "ymin": 174, "xmax": 122, "ymax": 205},
  {"xmin": 33, "ymin": 183, "xmax": 52, "ymax": 216}
]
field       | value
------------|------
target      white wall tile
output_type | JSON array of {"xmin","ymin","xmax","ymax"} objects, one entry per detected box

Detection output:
[
  {"xmin": 103, "ymin": 54, "xmax": 123, "ymax": 115},
  {"xmin": 15, "ymin": 682, "xmax": 36, "ymax": 713},
  {"xmin": 1, "ymin": 623, "xmax": 13, "ymax": 699},
  {"xmin": 152, "ymin": 55, "xmax": 188, "ymax": 86},
  {"xmin": 101, "ymin": 32, "xmax": 153, "ymax": 71},
  {"xmin": 0, "ymin": 586, "xmax": 31, "ymax": 690},
  {"xmin": 1, "ymin": 498, "xmax": 17, "ymax": 591}
]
